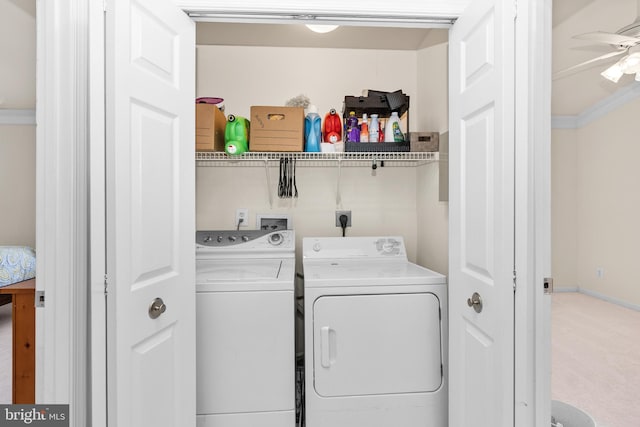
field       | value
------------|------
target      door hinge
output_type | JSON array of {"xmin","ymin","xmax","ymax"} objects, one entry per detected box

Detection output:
[
  {"xmin": 104, "ymin": 274, "xmax": 109, "ymax": 296},
  {"xmin": 35, "ymin": 290, "xmax": 45, "ymax": 308},
  {"xmin": 513, "ymin": 270, "xmax": 517, "ymax": 292}
]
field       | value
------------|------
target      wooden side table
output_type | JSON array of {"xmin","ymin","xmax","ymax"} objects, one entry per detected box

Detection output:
[{"xmin": 0, "ymin": 278, "xmax": 35, "ymax": 403}]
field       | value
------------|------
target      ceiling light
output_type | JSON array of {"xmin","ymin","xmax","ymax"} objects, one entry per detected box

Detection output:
[
  {"xmin": 305, "ymin": 24, "xmax": 339, "ymax": 33},
  {"xmin": 601, "ymin": 62, "xmax": 624, "ymax": 83},
  {"xmin": 621, "ymin": 52, "xmax": 640, "ymax": 73},
  {"xmin": 601, "ymin": 46, "xmax": 640, "ymax": 83}
]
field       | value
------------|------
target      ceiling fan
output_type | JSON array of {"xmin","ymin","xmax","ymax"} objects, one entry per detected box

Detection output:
[{"xmin": 554, "ymin": 0, "xmax": 640, "ymax": 83}]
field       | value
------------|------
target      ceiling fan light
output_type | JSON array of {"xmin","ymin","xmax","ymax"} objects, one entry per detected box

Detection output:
[
  {"xmin": 601, "ymin": 63, "xmax": 624, "ymax": 83},
  {"xmin": 305, "ymin": 24, "xmax": 339, "ymax": 33},
  {"xmin": 621, "ymin": 52, "xmax": 640, "ymax": 73}
]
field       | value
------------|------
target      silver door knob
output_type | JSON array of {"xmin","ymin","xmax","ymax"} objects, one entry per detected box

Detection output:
[
  {"xmin": 467, "ymin": 292, "xmax": 483, "ymax": 313},
  {"xmin": 148, "ymin": 297, "xmax": 167, "ymax": 319}
]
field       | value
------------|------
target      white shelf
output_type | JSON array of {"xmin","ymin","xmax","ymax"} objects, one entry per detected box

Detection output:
[{"xmin": 196, "ymin": 151, "xmax": 439, "ymax": 167}]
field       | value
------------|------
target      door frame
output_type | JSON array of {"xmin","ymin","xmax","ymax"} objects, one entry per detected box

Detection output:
[
  {"xmin": 35, "ymin": 0, "xmax": 92, "ymax": 424},
  {"xmin": 513, "ymin": 1, "xmax": 552, "ymax": 425},
  {"xmin": 36, "ymin": 1, "xmax": 551, "ymax": 426}
]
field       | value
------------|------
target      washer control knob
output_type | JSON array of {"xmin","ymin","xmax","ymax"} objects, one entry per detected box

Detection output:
[
  {"xmin": 268, "ymin": 233, "xmax": 283, "ymax": 245},
  {"xmin": 203, "ymin": 235, "xmax": 213, "ymax": 243},
  {"xmin": 313, "ymin": 242, "xmax": 322, "ymax": 252},
  {"xmin": 242, "ymin": 235, "xmax": 250, "ymax": 242},
  {"xmin": 228, "ymin": 236, "xmax": 237, "ymax": 242}
]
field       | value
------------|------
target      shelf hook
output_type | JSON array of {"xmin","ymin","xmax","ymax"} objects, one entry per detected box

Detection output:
[
  {"xmin": 264, "ymin": 158, "xmax": 273, "ymax": 208},
  {"xmin": 336, "ymin": 158, "xmax": 342, "ymax": 208}
]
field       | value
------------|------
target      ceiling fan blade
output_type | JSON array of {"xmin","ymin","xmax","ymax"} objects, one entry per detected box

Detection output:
[
  {"xmin": 573, "ymin": 31, "xmax": 640, "ymax": 47},
  {"xmin": 553, "ymin": 50, "xmax": 627, "ymax": 81}
]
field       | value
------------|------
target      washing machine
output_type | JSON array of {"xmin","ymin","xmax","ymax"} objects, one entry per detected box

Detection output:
[
  {"xmin": 302, "ymin": 236, "xmax": 447, "ymax": 427},
  {"xmin": 196, "ymin": 229, "xmax": 296, "ymax": 427}
]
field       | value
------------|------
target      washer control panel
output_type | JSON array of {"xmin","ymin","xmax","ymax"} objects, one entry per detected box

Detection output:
[{"xmin": 197, "ymin": 230, "xmax": 294, "ymax": 251}]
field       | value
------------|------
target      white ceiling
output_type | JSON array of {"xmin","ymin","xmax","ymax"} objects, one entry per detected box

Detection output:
[
  {"xmin": 196, "ymin": 0, "xmax": 640, "ymax": 117},
  {"xmin": 552, "ymin": 0, "xmax": 639, "ymax": 116}
]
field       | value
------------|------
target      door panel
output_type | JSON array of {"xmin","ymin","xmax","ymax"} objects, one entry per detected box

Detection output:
[
  {"xmin": 449, "ymin": 0, "xmax": 515, "ymax": 426},
  {"xmin": 106, "ymin": 0, "xmax": 195, "ymax": 426},
  {"xmin": 313, "ymin": 293, "xmax": 442, "ymax": 397},
  {"xmin": 196, "ymin": 291, "xmax": 295, "ymax": 414},
  {"xmin": 131, "ymin": 328, "xmax": 177, "ymax": 426}
]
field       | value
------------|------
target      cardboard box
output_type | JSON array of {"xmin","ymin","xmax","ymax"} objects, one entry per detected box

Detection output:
[
  {"xmin": 250, "ymin": 106, "xmax": 304, "ymax": 152},
  {"xmin": 409, "ymin": 132, "xmax": 439, "ymax": 152},
  {"xmin": 196, "ymin": 104, "xmax": 226, "ymax": 151}
]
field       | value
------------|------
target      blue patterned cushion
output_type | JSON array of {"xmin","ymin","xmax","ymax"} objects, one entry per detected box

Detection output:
[{"xmin": 0, "ymin": 246, "xmax": 36, "ymax": 287}]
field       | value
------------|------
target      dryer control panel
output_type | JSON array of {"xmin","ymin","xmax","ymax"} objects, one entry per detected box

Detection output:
[{"xmin": 303, "ymin": 236, "xmax": 407, "ymax": 260}]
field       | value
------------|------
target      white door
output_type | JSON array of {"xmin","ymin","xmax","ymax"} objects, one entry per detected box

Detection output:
[
  {"xmin": 448, "ymin": 0, "xmax": 516, "ymax": 426},
  {"xmin": 105, "ymin": 0, "xmax": 195, "ymax": 426}
]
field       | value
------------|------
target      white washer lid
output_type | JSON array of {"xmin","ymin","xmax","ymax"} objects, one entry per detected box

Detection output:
[
  {"xmin": 303, "ymin": 259, "xmax": 445, "ymax": 288},
  {"xmin": 197, "ymin": 258, "xmax": 295, "ymax": 291}
]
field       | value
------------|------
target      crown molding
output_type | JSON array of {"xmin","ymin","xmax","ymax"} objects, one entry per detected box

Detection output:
[
  {"xmin": 0, "ymin": 109, "xmax": 36, "ymax": 125},
  {"xmin": 552, "ymin": 82, "xmax": 640, "ymax": 129}
]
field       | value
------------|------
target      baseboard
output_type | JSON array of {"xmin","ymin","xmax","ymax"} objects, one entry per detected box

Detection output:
[
  {"xmin": 555, "ymin": 286, "xmax": 640, "ymax": 312},
  {"xmin": 0, "ymin": 109, "xmax": 36, "ymax": 125},
  {"xmin": 554, "ymin": 286, "xmax": 579, "ymax": 293},
  {"xmin": 579, "ymin": 288, "xmax": 640, "ymax": 313}
]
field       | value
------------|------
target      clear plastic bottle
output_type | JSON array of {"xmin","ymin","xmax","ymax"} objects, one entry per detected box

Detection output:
[
  {"xmin": 304, "ymin": 105, "xmax": 322, "ymax": 152},
  {"xmin": 369, "ymin": 114, "xmax": 379, "ymax": 144}
]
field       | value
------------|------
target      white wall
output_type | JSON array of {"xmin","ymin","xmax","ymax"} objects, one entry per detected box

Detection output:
[
  {"xmin": 416, "ymin": 41, "xmax": 448, "ymax": 133},
  {"xmin": 551, "ymin": 128, "xmax": 578, "ymax": 288},
  {"xmin": 197, "ymin": 45, "xmax": 419, "ymax": 131},
  {"xmin": 0, "ymin": 0, "xmax": 36, "ymax": 248},
  {"xmin": 575, "ymin": 98, "xmax": 640, "ymax": 305},
  {"xmin": 0, "ymin": 1, "xmax": 36, "ymax": 109},
  {"xmin": 552, "ymin": 97, "xmax": 640, "ymax": 306},
  {"xmin": 0, "ymin": 126, "xmax": 36, "ymax": 247},
  {"xmin": 197, "ymin": 165, "xmax": 419, "ymax": 265},
  {"xmin": 416, "ymin": 41, "xmax": 449, "ymax": 275}
]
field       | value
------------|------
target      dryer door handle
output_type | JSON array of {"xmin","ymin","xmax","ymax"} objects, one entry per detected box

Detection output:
[{"xmin": 320, "ymin": 326, "xmax": 333, "ymax": 368}]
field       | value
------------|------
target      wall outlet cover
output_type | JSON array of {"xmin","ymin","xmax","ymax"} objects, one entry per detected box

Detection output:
[{"xmin": 335, "ymin": 210, "xmax": 352, "ymax": 227}]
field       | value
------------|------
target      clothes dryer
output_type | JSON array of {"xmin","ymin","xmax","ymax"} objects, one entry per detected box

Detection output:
[
  {"xmin": 196, "ymin": 230, "xmax": 296, "ymax": 427},
  {"xmin": 302, "ymin": 236, "xmax": 447, "ymax": 427}
]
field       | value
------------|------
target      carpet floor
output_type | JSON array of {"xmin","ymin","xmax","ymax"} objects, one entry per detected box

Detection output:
[{"xmin": 552, "ymin": 292, "xmax": 640, "ymax": 427}]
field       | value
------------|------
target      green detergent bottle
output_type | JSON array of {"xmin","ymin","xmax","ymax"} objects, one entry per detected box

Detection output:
[{"xmin": 224, "ymin": 114, "xmax": 250, "ymax": 155}]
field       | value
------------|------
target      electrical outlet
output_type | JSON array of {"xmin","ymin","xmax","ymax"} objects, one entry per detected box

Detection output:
[
  {"xmin": 335, "ymin": 210, "xmax": 352, "ymax": 227},
  {"xmin": 235, "ymin": 208, "xmax": 249, "ymax": 227},
  {"xmin": 596, "ymin": 267, "xmax": 604, "ymax": 279}
]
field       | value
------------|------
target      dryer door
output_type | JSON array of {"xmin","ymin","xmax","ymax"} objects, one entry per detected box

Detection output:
[{"xmin": 313, "ymin": 293, "xmax": 442, "ymax": 397}]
